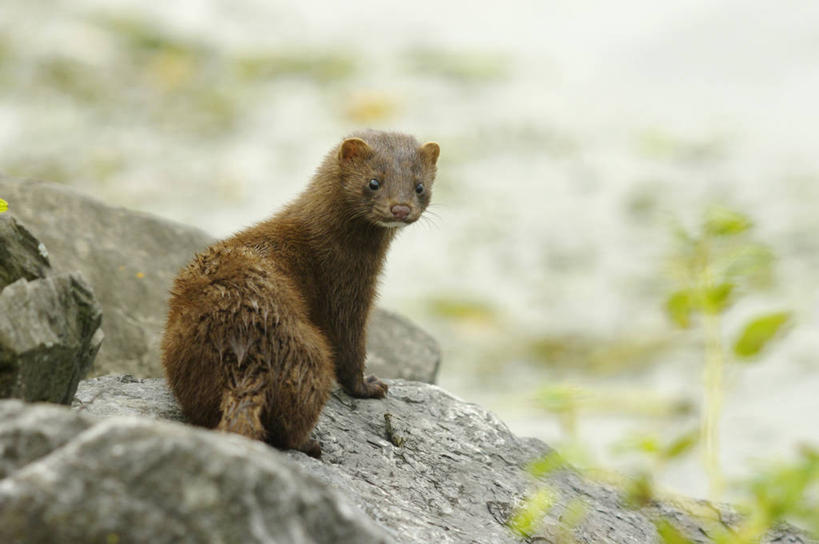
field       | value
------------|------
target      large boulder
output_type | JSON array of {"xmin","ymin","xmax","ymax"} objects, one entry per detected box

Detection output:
[
  {"xmin": 0, "ymin": 214, "xmax": 103, "ymax": 404},
  {"xmin": 0, "ymin": 177, "xmax": 440, "ymax": 382},
  {"xmin": 66, "ymin": 375, "xmax": 813, "ymax": 544},
  {"xmin": 0, "ymin": 400, "xmax": 388, "ymax": 544}
]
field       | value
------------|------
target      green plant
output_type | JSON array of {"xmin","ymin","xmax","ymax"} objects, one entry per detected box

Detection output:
[
  {"xmin": 508, "ymin": 205, "xmax": 813, "ymax": 542},
  {"xmin": 656, "ymin": 446, "xmax": 819, "ymax": 544},
  {"xmin": 731, "ymin": 446, "xmax": 819, "ymax": 541},
  {"xmin": 665, "ymin": 205, "xmax": 792, "ymax": 499}
]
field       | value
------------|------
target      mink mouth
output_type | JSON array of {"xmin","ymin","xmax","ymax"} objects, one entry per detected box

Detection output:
[
  {"xmin": 374, "ymin": 214, "xmax": 419, "ymax": 228},
  {"xmin": 371, "ymin": 210, "xmax": 418, "ymax": 228},
  {"xmin": 376, "ymin": 219, "xmax": 411, "ymax": 229}
]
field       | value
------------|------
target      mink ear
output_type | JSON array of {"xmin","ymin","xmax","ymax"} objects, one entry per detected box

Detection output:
[
  {"xmin": 420, "ymin": 142, "xmax": 440, "ymax": 166},
  {"xmin": 338, "ymin": 137, "xmax": 372, "ymax": 162}
]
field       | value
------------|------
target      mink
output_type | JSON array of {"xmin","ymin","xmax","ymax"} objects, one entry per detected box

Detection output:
[{"xmin": 161, "ymin": 130, "xmax": 439, "ymax": 458}]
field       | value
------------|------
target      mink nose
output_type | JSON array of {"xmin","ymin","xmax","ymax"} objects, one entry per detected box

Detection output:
[{"xmin": 390, "ymin": 204, "xmax": 411, "ymax": 220}]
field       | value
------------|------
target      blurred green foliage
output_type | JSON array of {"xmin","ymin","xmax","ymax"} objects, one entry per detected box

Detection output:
[
  {"xmin": 703, "ymin": 206, "xmax": 752, "ymax": 237},
  {"xmin": 235, "ymin": 51, "xmax": 356, "ymax": 83},
  {"xmin": 405, "ymin": 47, "xmax": 507, "ymax": 83},
  {"xmin": 425, "ymin": 295, "xmax": 497, "ymax": 323},
  {"xmin": 2, "ymin": 11, "xmax": 361, "ymax": 171},
  {"xmin": 656, "ymin": 446, "xmax": 819, "ymax": 544},
  {"xmin": 508, "ymin": 487, "xmax": 555, "ymax": 538},
  {"xmin": 612, "ymin": 429, "xmax": 699, "ymax": 465},
  {"xmin": 1, "ymin": 6, "xmax": 513, "ymax": 189},
  {"xmin": 508, "ymin": 205, "xmax": 813, "ymax": 542},
  {"xmin": 511, "ymin": 432, "xmax": 818, "ymax": 543},
  {"xmin": 536, "ymin": 384, "xmax": 692, "ymax": 441},
  {"xmin": 636, "ymin": 128, "xmax": 727, "ymax": 164},
  {"xmin": 527, "ymin": 334, "xmax": 672, "ymax": 374},
  {"xmin": 739, "ymin": 446, "xmax": 819, "ymax": 538},
  {"xmin": 342, "ymin": 91, "xmax": 400, "ymax": 123},
  {"xmin": 655, "ymin": 519, "xmax": 691, "ymax": 544},
  {"xmin": 665, "ymin": 205, "xmax": 791, "ymax": 498}
]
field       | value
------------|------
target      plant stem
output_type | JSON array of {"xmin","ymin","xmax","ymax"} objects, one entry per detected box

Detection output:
[{"xmin": 702, "ymin": 310, "xmax": 725, "ymax": 500}]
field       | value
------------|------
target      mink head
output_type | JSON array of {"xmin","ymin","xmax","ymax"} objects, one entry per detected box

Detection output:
[{"xmin": 335, "ymin": 130, "xmax": 439, "ymax": 228}]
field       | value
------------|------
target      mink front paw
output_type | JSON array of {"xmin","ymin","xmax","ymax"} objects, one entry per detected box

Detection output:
[
  {"xmin": 299, "ymin": 438, "xmax": 322, "ymax": 459},
  {"xmin": 345, "ymin": 375, "xmax": 389, "ymax": 399}
]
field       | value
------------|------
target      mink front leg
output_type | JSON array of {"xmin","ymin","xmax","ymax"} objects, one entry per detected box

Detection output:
[{"xmin": 332, "ymin": 325, "xmax": 388, "ymax": 399}]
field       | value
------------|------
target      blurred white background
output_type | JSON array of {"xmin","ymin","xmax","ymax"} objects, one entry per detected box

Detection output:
[{"xmin": 1, "ymin": 0, "xmax": 817, "ymax": 500}]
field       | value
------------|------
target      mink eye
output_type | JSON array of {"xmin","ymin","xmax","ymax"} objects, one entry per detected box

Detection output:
[
  {"xmin": 415, "ymin": 183, "xmax": 425, "ymax": 195},
  {"xmin": 368, "ymin": 179, "xmax": 381, "ymax": 191}
]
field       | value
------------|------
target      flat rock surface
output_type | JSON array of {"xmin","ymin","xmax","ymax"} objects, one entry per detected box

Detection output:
[
  {"xmin": 71, "ymin": 375, "xmax": 813, "ymax": 544},
  {"xmin": 0, "ymin": 177, "xmax": 440, "ymax": 383}
]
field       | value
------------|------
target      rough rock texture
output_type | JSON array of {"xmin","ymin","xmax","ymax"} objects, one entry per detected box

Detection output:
[
  {"xmin": 0, "ymin": 215, "xmax": 50, "ymax": 290},
  {"xmin": 73, "ymin": 373, "xmax": 183, "ymax": 421},
  {"xmin": 0, "ymin": 401, "xmax": 388, "ymax": 544},
  {"xmin": 70, "ymin": 375, "xmax": 814, "ymax": 544},
  {"xmin": 0, "ymin": 212, "xmax": 103, "ymax": 403},
  {"xmin": 0, "ymin": 177, "xmax": 440, "ymax": 382},
  {"xmin": 0, "ymin": 399, "xmax": 93, "ymax": 479},
  {"xmin": 0, "ymin": 274, "xmax": 103, "ymax": 404}
]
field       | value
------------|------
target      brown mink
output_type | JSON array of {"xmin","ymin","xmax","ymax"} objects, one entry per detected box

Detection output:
[{"xmin": 161, "ymin": 130, "xmax": 439, "ymax": 458}]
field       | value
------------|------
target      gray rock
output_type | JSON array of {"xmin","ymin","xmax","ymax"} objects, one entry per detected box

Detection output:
[
  {"xmin": 0, "ymin": 177, "xmax": 211, "ymax": 378},
  {"xmin": 71, "ymin": 375, "xmax": 814, "ymax": 544},
  {"xmin": 365, "ymin": 309, "xmax": 441, "ymax": 383},
  {"xmin": 0, "ymin": 177, "xmax": 439, "ymax": 382},
  {"xmin": 73, "ymin": 373, "xmax": 184, "ymax": 421},
  {"xmin": 0, "ymin": 274, "xmax": 103, "ymax": 404},
  {"xmin": 0, "ymin": 215, "xmax": 50, "ymax": 290},
  {"xmin": 0, "ymin": 399, "xmax": 93, "ymax": 479},
  {"xmin": 0, "ymin": 403, "xmax": 389, "ymax": 544}
]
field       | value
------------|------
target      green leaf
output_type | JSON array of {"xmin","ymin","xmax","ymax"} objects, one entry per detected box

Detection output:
[
  {"xmin": 743, "ymin": 446, "xmax": 819, "ymax": 532},
  {"xmin": 536, "ymin": 385, "xmax": 581, "ymax": 414},
  {"xmin": 655, "ymin": 519, "xmax": 693, "ymax": 544},
  {"xmin": 611, "ymin": 433, "xmax": 661, "ymax": 456},
  {"xmin": 528, "ymin": 451, "xmax": 566, "ymax": 477},
  {"xmin": 702, "ymin": 283, "xmax": 734, "ymax": 314},
  {"xmin": 508, "ymin": 487, "xmax": 556, "ymax": 537},
  {"xmin": 0, "ymin": 198, "xmax": 7, "ymax": 213},
  {"xmin": 734, "ymin": 312, "xmax": 792, "ymax": 359},
  {"xmin": 612, "ymin": 430, "xmax": 698, "ymax": 462},
  {"xmin": 666, "ymin": 290, "xmax": 694, "ymax": 328},
  {"xmin": 704, "ymin": 206, "xmax": 752, "ymax": 236},
  {"xmin": 624, "ymin": 471, "xmax": 655, "ymax": 507},
  {"xmin": 661, "ymin": 430, "xmax": 699, "ymax": 461},
  {"xmin": 722, "ymin": 243, "xmax": 775, "ymax": 287}
]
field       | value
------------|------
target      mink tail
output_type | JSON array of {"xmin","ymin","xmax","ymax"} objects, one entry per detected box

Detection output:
[{"xmin": 216, "ymin": 373, "xmax": 268, "ymax": 441}]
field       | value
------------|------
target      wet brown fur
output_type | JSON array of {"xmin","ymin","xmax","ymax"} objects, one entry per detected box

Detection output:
[{"xmin": 161, "ymin": 131, "xmax": 439, "ymax": 457}]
